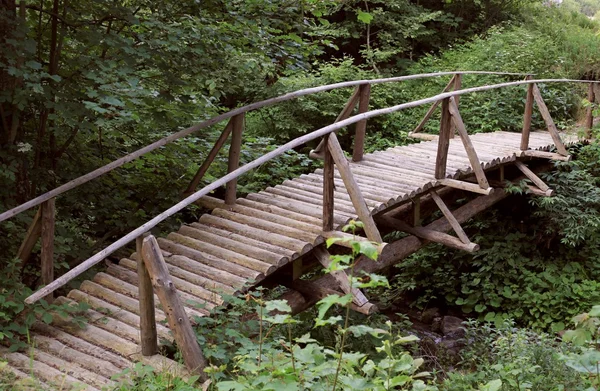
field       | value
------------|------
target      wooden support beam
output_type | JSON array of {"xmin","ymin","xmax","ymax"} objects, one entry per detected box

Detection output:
[
  {"xmin": 184, "ymin": 121, "xmax": 233, "ymax": 196},
  {"xmin": 412, "ymin": 75, "xmax": 457, "ymax": 134},
  {"xmin": 327, "ymin": 133, "xmax": 383, "ymax": 243},
  {"xmin": 225, "ymin": 114, "xmax": 244, "ymax": 205},
  {"xmin": 435, "ymin": 98, "xmax": 452, "ymax": 179},
  {"xmin": 288, "ymin": 280, "xmax": 377, "ymax": 316},
  {"xmin": 377, "ymin": 215, "xmax": 479, "ymax": 253},
  {"xmin": 313, "ymin": 247, "xmax": 369, "ymax": 307},
  {"xmin": 311, "ymin": 87, "xmax": 361, "ymax": 159},
  {"xmin": 499, "ymin": 166, "xmax": 505, "ymax": 182},
  {"xmin": 413, "ymin": 196, "xmax": 421, "ymax": 227},
  {"xmin": 531, "ymin": 84, "xmax": 569, "ymax": 156},
  {"xmin": 526, "ymin": 185, "xmax": 554, "ymax": 197},
  {"xmin": 136, "ymin": 233, "xmax": 158, "ymax": 356},
  {"xmin": 514, "ymin": 161, "xmax": 550, "ymax": 192},
  {"xmin": 323, "ymin": 135, "xmax": 335, "ymax": 231},
  {"xmin": 429, "ymin": 189, "xmax": 470, "ymax": 244},
  {"xmin": 407, "ymin": 132, "xmax": 438, "ymax": 141},
  {"xmin": 40, "ymin": 199, "xmax": 55, "ymax": 301},
  {"xmin": 448, "ymin": 98, "xmax": 489, "ymax": 189},
  {"xmin": 141, "ymin": 235, "xmax": 207, "ymax": 379},
  {"xmin": 521, "ymin": 81, "xmax": 534, "ymax": 151},
  {"xmin": 451, "ymin": 73, "xmax": 462, "ymax": 139},
  {"xmin": 522, "ymin": 150, "xmax": 571, "ymax": 161},
  {"xmin": 352, "ymin": 84, "xmax": 371, "ymax": 162},
  {"xmin": 322, "ymin": 231, "xmax": 386, "ymax": 254},
  {"xmin": 586, "ymin": 83, "xmax": 595, "ymax": 139},
  {"xmin": 16, "ymin": 208, "xmax": 42, "ymax": 262},
  {"xmin": 439, "ymin": 179, "xmax": 492, "ymax": 195}
]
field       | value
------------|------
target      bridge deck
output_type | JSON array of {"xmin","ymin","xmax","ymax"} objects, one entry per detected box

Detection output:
[{"xmin": 1, "ymin": 130, "xmax": 578, "ymax": 389}]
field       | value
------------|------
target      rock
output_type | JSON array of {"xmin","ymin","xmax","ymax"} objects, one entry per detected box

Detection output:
[
  {"xmin": 441, "ymin": 316, "xmax": 465, "ymax": 336},
  {"xmin": 420, "ymin": 307, "xmax": 441, "ymax": 324},
  {"xmin": 431, "ymin": 316, "xmax": 442, "ymax": 333}
]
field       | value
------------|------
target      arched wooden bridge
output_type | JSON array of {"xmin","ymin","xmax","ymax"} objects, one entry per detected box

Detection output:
[{"xmin": 0, "ymin": 72, "xmax": 598, "ymax": 389}]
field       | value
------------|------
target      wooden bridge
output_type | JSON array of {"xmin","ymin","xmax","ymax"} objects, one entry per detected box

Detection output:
[{"xmin": 0, "ymin": 72, "xmax": 597, "ymax": 389}]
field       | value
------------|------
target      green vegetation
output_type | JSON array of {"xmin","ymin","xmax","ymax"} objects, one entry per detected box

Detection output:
[{"xmin": 2, "ymin": 0, "xmax": 600, "ymax": 390}]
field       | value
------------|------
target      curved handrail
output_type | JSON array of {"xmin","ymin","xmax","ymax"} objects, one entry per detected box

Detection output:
[
  {"xmin": 24, "ymin": 77, "xmax": 596, "ymax": 304},
  {"xmin": 0, "ymin": 71, "xmax": 531, "ymax": 223}
]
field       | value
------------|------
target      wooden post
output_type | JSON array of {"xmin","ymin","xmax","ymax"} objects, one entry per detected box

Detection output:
[
  {"xmin": 413, "ymin": 196, "xmax": 421, "ymax": 227},
  {"xmin": 141, "ymin": 235, "xmax": 207, "ymax": 379},
  {"xmin": 585, "ymin": 83, "xmax": 595, "ymax": 139},
  {"xmin": 323, "ymin": 135, "xmax": 335, "ymax": 231},
  {"xmin": 40, "ymin": 199, "xmax": 55, "ymax": 301},
  {"xmin": 136, "ymin": 233, "xmax": 158, "ymax": 356},
  {"xmin": 429, "ymin": 189, "xmax": 470, "ymax": 245},
  {"xmin": 531, "ymin": 84, "xmax": 569, "ymax": 156},
  {"xmin": 451, "ymin": 73, "xmax": 462, "ymax": 139},
  {"xmin": 352, "ymin": 84, "xmax": 371, "ymax": 162},
  {"xmin": 225, "ymin": 114, "xmax": 244, "ymax": 205},
  {"xmin": 16, "ymin": 208, "xmax": 42, "ymax": 262},
  {"xmin": 412, "ymin": 75, "xmax": 457, "ymax": 135},
  {"xmin": 521, "ymin": 80, "xmax": 534, "ymax": 151},
  {"xmin": 435, "ymin": 98, "xmax": 452, "ymax": 180}
]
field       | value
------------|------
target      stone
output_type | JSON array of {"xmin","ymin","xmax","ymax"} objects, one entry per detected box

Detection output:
[
  {"xmin": 420, "ymin": 307, "xmax": 441, "ymax": 324},
  {"xmin": 441, "ymin": 316, "xmax": 465, "ymax": 336}
]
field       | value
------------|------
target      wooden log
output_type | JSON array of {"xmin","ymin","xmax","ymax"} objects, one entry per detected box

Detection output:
[
  {"xmin": 522, "ymin": 150, "xmax": 571, "ymax": 161},
  {"xmin": 352, "ymin": 84, "xmax": 371, "ymax": 162},
  {"xmin": 285, "ymin": 178, "xmax": 382, "ymax": 207},
  {"xmin": 407, "ymin": 132, "xmax": 438, "ymax": 141},
  {"xmin": 439, "ymin": 179, "xmax": 492, "ymax": 196},
  {"xmin": 435, "ymin": 98, "xmax": 452, "ymax": 179},
  {"xmin": 429, "ymin": 189, "xmax": 470, "ymax": 244},
  {"xmin": 327, "ymin": 133, "xmax": 383, "ymax": 243},
  {"xmin": 40, "ymin": 198, "xmax": 55, "ymax": 300},
  {"xmin": 323, "ymin": 135, "xmax": 335, "ymax": 231},
  {"xmin": 288, "ymin": 280, "xmax": 377, "ymax": 315},
  {"xmin": 141, "ymin": 235, "xmax": 208, "ymax": 378},
  {"xmin": 265, "ymin": 186, "xmax": 359, "ymax": 216},
  {"xmin": 451, "ymin": 73, "xmax": 462, "ymax": 138},
  {"xmin": 225, "ymin": 114, "xmax": 244, "ymax": 205},
  {"xmin": 521, "ymin": 81, "xmax": 534, "ymax": 151},
  {"xmin": 323, "ymin": 231, "xmax": 386, "ymax": 254},
  {"xmin": 526, "ymin": 185, "xmax": 554, "ymax": 197},
  {"xmin": 16, "ymin": 207, "xmax": 42, "ymax": 262},
  {"xmin": 184, "ymin": 121, "xmax": 232, "ymax": 196},
  {"xmin": 531, "ymin": 84, "xmax": 569, "ymax": 156},
  {"xmin": 586, "ymin": 83, "xmax": 595, "ymax": 139},
  {"xmin": 448, "ymin": 98, "xmax": 490, "ymax": 189},
  {"xmin": 514, "ymin": 161, "xmax": 550, "ymax": 192},
  {"xmin": 412, "ymin": 74, "xmax": 457, "ymax": 134},
  {"xmin": 297, "ymin": 175, "xmax": 396, "ymax": 204},
  {"xmin": 313, "ymin": 247, "xmax": 369, "ymax": 306},
  {"xmin": 136, "ymin": 234, "xmax": 158, "ymax": 356},
  {"xmin": 236, "ymin": 197, "xmax": 323, "ymax": 226},
  {"xmin": 377, "ymin": 215, "xmax": 479, "ymax": 252}
]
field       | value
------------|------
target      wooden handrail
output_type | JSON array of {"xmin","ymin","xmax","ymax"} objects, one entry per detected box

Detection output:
[
  {"xmin": 24, "ymin": 77, "xmax": 597, "ymax": 303},
  {"xmin": 0, "ymin": 71, "xmax": 535, "ymax": 223}
]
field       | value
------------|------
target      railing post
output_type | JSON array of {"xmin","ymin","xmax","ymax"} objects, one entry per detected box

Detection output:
[
  {"xmin": 323, "ymin": 135, "xmax": 334, "ymax": 231},
  {"xmin": 225, "ymin": 113, "xmax": 244, "ymax": 205},
  {"xmin": 40, "ymin": 198, "xmax": 55, "ymax": 301},
  {"xmin": 352, "ymin": 84, "xmax": 371, "ymax": 162},
  {"xmin": 451, "ymin": 73, "xmax": 462, "ymax": 139},
  {"xmin": 136, "ymin": 232, "xmax": 158, "ymax": 356},
  {"xmin": 435, "ymin": 98, "xmax": 452, "ymax": 180},
  {"xmin": 585, "ymin": 83, "xmax": 595, "ymax": 139},
  {"xmin": 521, "ymin": 78, "xmax": 534, "ymax": 151}
]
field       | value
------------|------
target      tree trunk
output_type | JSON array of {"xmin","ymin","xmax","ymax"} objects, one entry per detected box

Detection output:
[{"xmin": 0, "ymin": 0, "xmax": 17, "ymax": 145}]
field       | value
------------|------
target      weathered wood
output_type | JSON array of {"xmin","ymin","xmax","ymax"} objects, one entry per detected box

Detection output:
[
  {"xmin": 448, "ymin": 98, "xmax": 490, "ymax": 189},
  {"xmin": 40, "ymin": 199, "xmax": 55, "ymax": 300},
  {"xmin": 439, "ymin": 178, "xmax": 492, "ymax": 196},
  {"xmin": 352, "ymin": 84, "xmax": 371, "ymax": 162},
  {"xmin": 413, "ymin": 196, "xmax": 421, "ymax": 227},
  {"xmin": 521, "ymin": 81, "xmax": 534, "ymax": 151},
  {"xmin": 412, "ymin": 74, "xmax": 457, "ymax": 134},
  {"xmin": 377, "ymin": 215, "xmax": 479, "ymax": 252},
  {"xmin": 435, "ymin": 98, "xmax": 452, "ymax": 179},
  {"xmin": 526, "ymin": 185, "xmax": 554, "ymax": 197},
  {"xmin": 16, "ymin": 207, "xmax": 42, "ymax": 262},
  {"xmin": 407, "ymin": 132, "xmax": 438, "ymax": 141},
  {"xmin": 313, "ymin": 247, "xmax": 369, "ymax": 307},
  {"xmin": 288, "ymin": 280, "xmax": 377, "ymax": 315},
  {"xmin": 327, "ymin": 133, "xmax": 383, "ymax": 243},
  {"xmin": 184, "ymin": 121, "xmax": 233, "ymax": 196},
  {"xmin": 514, "ymin": 161, "xmax": 550, "ymax": 192},
  {"xmin": 323, "ymin": 134, "xmax": 335, "ymax": 231},
  {"xmin": 586, "ymin": 83, "xmax": 595, "ymax": 139},
  {"xmin": 531, "ymin": 84, "xmax": 569, "ymax": 156},
  {"xmin": 136, "ymin": 233, "xmax": 158, "ymax": 356},
  {"xmin": 323, "ymin": 231, "xmax": 386, "ymax": 254},
  {"xmin": 522, "ymin": 150, "xmax": 571, "ymax": 161},
  {"xmin": 141, "ymin": 235, "xmax": 208, "ymax": 379},
  {"xmin": 225, "ymin": 114, "xmax": 244, "ymax": 205},
  {"xmin": 429, "ymin": 189, "xmax": 470, "ymax": 244},
  {"xmin": 451, "ymin": 73, "xmax": 462, "ymax": 138}
]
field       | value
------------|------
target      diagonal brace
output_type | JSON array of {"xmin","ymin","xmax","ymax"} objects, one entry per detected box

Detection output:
[{"xmin": 430, "ymin": 189, "xmax": 471, "ymax": 245}]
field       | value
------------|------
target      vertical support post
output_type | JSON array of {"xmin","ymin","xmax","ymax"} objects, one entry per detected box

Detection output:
[
  {"xmin": 137, "ymin": 233, "xmax": 158, "ymax": 356},
  {"xmin": 585, "ymin": 83, "xmax": 595, "ymax": 139},
  {"xmin": 413, "ymin": 196, "xmax": 421, "ymax": 227},
  {"xmin": 225, "ymin": 113, "xmax": 244, "ymax": 205},
  {"xmin": 451, "ymin": 73, "xmax": 462, "ymax": 139},
  {"xmin": 435, "ymin": 98, "xmax": 452, "ymax": 180},
  {"xmin": 352, "ymin": 84, "xmax": 371, "ymax": 162},
  {"xmin": 40, "ymin": 198, "xmax": 55, "ymax": 301},
  {"xmin": 323, "ymin": 135, "xmax": 335, "ymax": 231},
  {"xmin": 499, "ymin": 166, "xmax": 505, "ymax": 182},
  {"xmin": 141, "ymin": 235, "xmax": 207, "ymax": 379},
  {"xmin": 521, "ymin": 78, "xmax": 534, "ymax": 151}
]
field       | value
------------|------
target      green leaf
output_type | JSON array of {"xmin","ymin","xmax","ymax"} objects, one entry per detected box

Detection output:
[
  {"xmin": 589, "ymin": 305, "xmax": 600, "ymax": 317},
  {"xmin": 357, "ymin": 11, "xmax": 374, "ymax": 24},
  {"xmin": 315, "ymin": 294, "xmax": 352, "ymax": 326},
  {"xmin": 42, "ymin": 312, "xmax": 53, "ymax": 324},
  {"xmin": 479, "ymin": 379, "xmax": 502, "ymax": 391}
]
